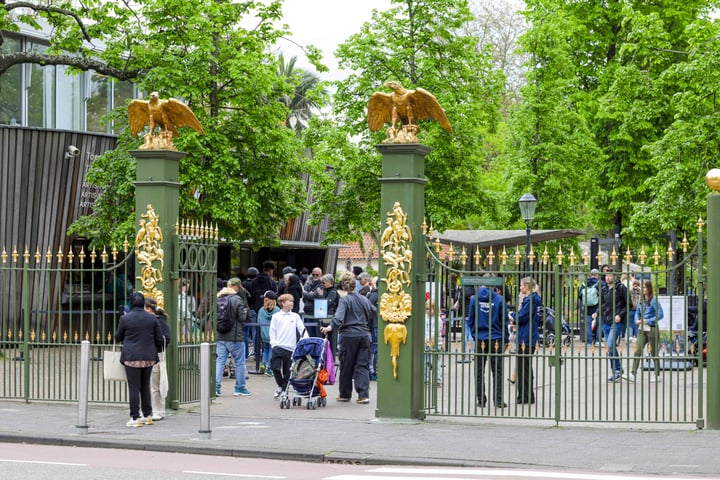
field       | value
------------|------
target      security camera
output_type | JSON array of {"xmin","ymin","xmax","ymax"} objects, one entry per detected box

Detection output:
[{"xmin": 67, "ymin": 145, "xmax": 80, "ymax": 157}]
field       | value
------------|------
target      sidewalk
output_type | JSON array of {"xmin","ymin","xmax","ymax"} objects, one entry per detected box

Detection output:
[{"xmin": 1, "ymin": 371, "xmax": 719, "ymax": 476}]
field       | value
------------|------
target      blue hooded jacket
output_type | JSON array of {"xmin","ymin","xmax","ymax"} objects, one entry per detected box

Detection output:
[
  {"xmin": 465, "ymin": 287, "xmax": 506, "ymax": 341},
  {"xmin": 516, "ymin": 291, "xmax": 542, "ymax": 349}
]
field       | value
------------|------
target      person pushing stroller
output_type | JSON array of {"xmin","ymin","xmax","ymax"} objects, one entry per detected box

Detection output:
[{"xmin": 269, "ymin": 294, "xmax": 308, "ymax": 399}]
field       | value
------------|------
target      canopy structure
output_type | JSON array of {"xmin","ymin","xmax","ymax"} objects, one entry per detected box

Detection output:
[{"xmin": 435, "ymin": 229, "xmax": 585, "ymax": 249}]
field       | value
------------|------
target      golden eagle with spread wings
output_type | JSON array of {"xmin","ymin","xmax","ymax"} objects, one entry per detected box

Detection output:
[
  {"xmin": 367, "ymin": 82, "xmax": 451, "ymax": 144},
  {"xmin": 128, "ymin": 92, "xmax": 204, "ymax": 150}
]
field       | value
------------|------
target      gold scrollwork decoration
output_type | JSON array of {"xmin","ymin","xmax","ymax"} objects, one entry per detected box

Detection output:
[
  {"xmin": 379, "ymin": 202, "xmax": 413, "ymax": 379},
  {"xmin": 135, "ymin": 204, "xmax": 165, "ymax": 308}
]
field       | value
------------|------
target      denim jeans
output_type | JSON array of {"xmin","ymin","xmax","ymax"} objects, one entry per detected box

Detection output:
[
  {"xmin": 216, "ymin": 340, "xmax": 247, "ymax": 391},
  {"xmin": 585, "ymin": 314, "xmax": 595, "ymax": 343},
  {"xmin": 602, "ymin": 322, "xmax": 624, "ymax": 373}
]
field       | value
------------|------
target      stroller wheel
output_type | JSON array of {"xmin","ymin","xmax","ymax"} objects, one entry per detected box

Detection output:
[
  {"xmin": 307, "ymin": 401, "xmax": 314, "ymax": 410},
  {"xmin": 292, "ymin": 397, "xmax": 301, "ymax": 406},
  {"xmin": 280, "ymin": 398, "xmax": 290, "ymax": 409},
  {"xmin": 318, "ymin": 397, "xmax": 326, "ymax": 407}
]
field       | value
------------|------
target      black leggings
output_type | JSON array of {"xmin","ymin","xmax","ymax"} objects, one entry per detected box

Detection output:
[{"xmin": 125, "ymin": 365, "xmax": 154, "ymax": 419}]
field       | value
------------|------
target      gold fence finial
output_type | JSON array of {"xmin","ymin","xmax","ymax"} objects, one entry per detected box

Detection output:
[
  {"xmin": 624, "ymin": 246, "xmax": 632, "ymax": 264},
  {"xmin": 556, "ymin": 246, "xmax": 564, "ymax": 266},
  {"xmin": 667, "ymin": 241, "xmax": 675, "ymax": 263},
  {"xmin": 681, "ymin": 232, "xmax": 689, "ymax": 253},
  {"xmin": 568, "ymin": 246, "xmax": 576, "ymax": 266},
  {"xmin": 487, "ymin": 246, "xmax": 495, "ymax": 266}
]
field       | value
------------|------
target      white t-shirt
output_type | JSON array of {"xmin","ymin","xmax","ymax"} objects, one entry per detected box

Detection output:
[{"xmin": 269, "ymin": 310, "xmax": 307, "ymax": 352}]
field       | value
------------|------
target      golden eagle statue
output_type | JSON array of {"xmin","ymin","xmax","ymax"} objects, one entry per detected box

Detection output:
[
  {"xmin": 128, "ymin": 92, "xmax": 204, "ymax": 150},
  {"xmin": 367, "ymin": 82, "xmax": 451, "ymax": 144}
]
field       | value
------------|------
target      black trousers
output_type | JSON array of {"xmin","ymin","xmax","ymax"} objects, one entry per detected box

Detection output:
[
  {"xmin": 271, "ymin": 347, "xmax": 293, "ymax": 390},
  {"xmin": 125, "ymin": 365, "xmax": 154, "ymax": 419},
  {"xmin": 516, "ymin": 352, "xmax": 535, "ymax": 404},
  {"xmin": 475, "ymin": 340, "xmax": 504, "ymax": 406},
  {"xmin": 338, "ymin": 334, "xmax": 371, "ymax": 399}
]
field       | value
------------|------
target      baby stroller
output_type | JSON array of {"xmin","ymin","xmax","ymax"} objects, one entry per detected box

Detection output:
[
  {"xmin": 538, "ymin": 306, "xmax": 572, "ymax": 347},
  {"xmin": 280, "ymin": 337, "xmax": 329, "ymax": 410}
]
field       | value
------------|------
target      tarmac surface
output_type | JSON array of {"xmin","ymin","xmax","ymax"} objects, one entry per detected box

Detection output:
[{"xmin": 1, "ymin": 370, "xmax": 719, "ymax": 477}]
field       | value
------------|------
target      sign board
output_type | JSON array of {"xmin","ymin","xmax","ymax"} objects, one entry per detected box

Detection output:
[
  {"xmin": 461, "ymin": 276, "xmax": 503, "ymax": 287},
  {"xmin": 314, "ymin": 298, "xmax": 328, "ymax": 318}
]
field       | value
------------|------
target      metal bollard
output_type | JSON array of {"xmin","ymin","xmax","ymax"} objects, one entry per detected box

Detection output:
[
  {"xmin": 199, "ymin": 342, "xmax": 211, "ymax": 439},
  {"xmin": 76, "ymin": 340, "xmax": 90, "ymax": 434}
]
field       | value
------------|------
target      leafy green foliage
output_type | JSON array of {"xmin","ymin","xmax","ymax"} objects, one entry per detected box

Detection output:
[{"xmin": 303, "ymin": 0, "xmax": 505, "ymax": 244}]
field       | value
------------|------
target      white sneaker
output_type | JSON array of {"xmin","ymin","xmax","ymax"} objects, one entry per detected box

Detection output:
[
  {"xmin": 622, "ymin": 373, "xmax": 635, "ymax": 382},
  {"xmin": 650, "ymin": 376, "xmax": 662, "ymax": 383},
  {"xmin": 126, "ymin": 417, "xmax": 143, "ymax": 428},
  {"xmin": 151, "ymin": 413, "xmax": 164, "ymax": 421},
  {"xmin": 273, "ymin": 387, "xmax": 283, "ymax": 399},
  {"xmin": 140, "ymin": 416, "xmax": 154, "ymax": 425}
]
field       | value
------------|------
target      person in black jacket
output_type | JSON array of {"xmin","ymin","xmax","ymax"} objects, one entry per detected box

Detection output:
[
  {"xmin": 592, "ymin": 270, "xmax": 627, "ymax": 382},
  {"xmin": 115, "ymin": 292, "xmax": 164, "ymax": 427}
]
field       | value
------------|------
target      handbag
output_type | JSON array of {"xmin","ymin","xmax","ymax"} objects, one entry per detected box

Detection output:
[
  {"xmin": 103, "ymin": 345, "xmax": 126, "ymax": 382},
  {"xmin": 159, "ymin": 349, "xmax": 169, "ymax": 397}
]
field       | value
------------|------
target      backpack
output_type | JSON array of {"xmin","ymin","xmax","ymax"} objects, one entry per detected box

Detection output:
[
  {"xmin": 581, "ymin": 283, "xmax": 599, "ymax": 307},
  {"xmin": 216, "ymin": 295, "xmax": 234, "ymax": 333}
]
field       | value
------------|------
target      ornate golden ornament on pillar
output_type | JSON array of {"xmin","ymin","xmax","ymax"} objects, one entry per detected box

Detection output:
[
  {"xmin": 379, "ymin": 202, "xmax": 413, "ymax": 379},
  {"xmin": 135, "ymin": 205, "xmax": 165, "ymax": 308},
  {"xmin": 368, "ymin": 82, "xmax": 451, "ymax": 144},
  {"xmin": 128, "ymin": 92, "xmax": 204, "ymax": 150}
]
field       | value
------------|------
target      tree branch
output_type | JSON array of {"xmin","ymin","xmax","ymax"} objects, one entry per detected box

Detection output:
[
  {"xmin": 5, "ymin": 1, "xmax": 93, "ymax": 42},
  {"xmin": 0, "ymin": 51, "xmax": 141, "ymax": 80}
]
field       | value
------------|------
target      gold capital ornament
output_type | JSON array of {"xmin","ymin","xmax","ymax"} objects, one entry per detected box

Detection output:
[
  {"xmin": 379, "ymin": 202, "xmax": 413, "ymax": 379},
  {"xmin": 135, "ymin": 205, "xmax": 165, "ymax": 308}
]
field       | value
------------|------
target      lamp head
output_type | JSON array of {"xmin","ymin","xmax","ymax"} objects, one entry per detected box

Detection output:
[{"xmin": 518, "ymin": 192, "xmax": 537, "ymax": 223}]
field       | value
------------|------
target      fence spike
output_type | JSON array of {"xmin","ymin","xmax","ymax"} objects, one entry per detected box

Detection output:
[
  {"xmin": 46, "ymin": 246, "xmax": 52, "ymax": 263},
  {"xmin": 34, "ymin": 247, "xmax": 41, "ymax": 264},
  {"xmin": 24, "ymin": 247, "xmax": 30, "ymax": 263},
  {"xmin": 487, "ymin": 246, "xmax": 495, "ymax": 266},
  {"xmin": 90, "ymin": 248, "xmax": 97, "ymax": 264},
  {"xmin": 556, "ymin": 246, "xmax": 564, "ymax": 266},
  {"xmin": 624, "ymin": 246, "xmax": 632, "ymax": 264},
  {"xmin": 79, "ymin": 246, "xmax": 86, "ymax": 263},
  {"xmin": 667, "ymin": 241, "xmax": 675, "ymax": 262},
  {"xmin": 582, "ymin": 249, "xmax": 590, "ymax": 265},
  {"xmin": 101, "ymin": 247, "xmax": 108, "ymax": 264},
  {"xmin": 681, "ymin": 232, "xmax": 689, "ymax": 253},
  {"xmin": 568, "ymin": 246, "xmax": 576, "ymax": 266}
]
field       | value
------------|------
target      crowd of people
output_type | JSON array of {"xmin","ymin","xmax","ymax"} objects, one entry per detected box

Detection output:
[{"xmin": 116, "ymin": 262, "xmax": 379, "ymax": 426}]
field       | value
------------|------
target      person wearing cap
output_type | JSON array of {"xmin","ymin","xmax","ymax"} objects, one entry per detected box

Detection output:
[
  {"xmin": 277, "ymin": 265, "xmax": 296, "ymax": 295},
  {"xmin": 215, "ymin": 278, "xmax": 252, "ymax": 397},
  {"xmin": 257, "ymin": 290, "xmax": 279, "ymax": 376},
  {"xmin": 578, "ymin": 269, "xmax": 601, "ymax": 345}
]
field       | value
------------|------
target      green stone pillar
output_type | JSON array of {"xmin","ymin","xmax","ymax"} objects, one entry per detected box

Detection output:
[
  {"xmin": 706, "ymin": 169, "xmax": 720, "ymax": 429},
  {"xmin": 131, "ymin": 149, "xmax": 185, "ymax": 410},
  {"xmin": 375, "ymin": 144, "xmax": 429, "ymax": 420}
]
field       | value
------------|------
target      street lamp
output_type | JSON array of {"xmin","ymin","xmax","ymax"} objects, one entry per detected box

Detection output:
[{"xmin": 518, "ymin": 193, "xmax": 537, "ymax": 272}]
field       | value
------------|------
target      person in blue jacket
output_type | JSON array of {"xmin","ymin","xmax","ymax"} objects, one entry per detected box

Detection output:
[
  {"xmin": 466, "ymin": 282, "xmax": 508, "ymax": 408},
  {"xmin": 514, "ymin": 277, "xmax": 542, "ymax": 404},
  {"xmin": 624, "ymin": 280, "xmax": 664, "ymax": 383}
]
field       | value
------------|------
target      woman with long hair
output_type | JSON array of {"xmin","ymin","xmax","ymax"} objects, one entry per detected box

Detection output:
[{"xmin": 624, "ymin": 280, "xmax": 664, "ymax": 383}]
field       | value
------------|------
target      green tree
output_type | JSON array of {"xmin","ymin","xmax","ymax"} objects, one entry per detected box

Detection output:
[
  {"xmin": 277, "ymin": 53, "xmax": 327, "ymax": 136},
  {"xmin": 508, "ymin": 0, "xmax": 717, "ymax": 244},
  {"xmin": 2, "ymin": 0, "xmax": 326, "ymax": 247},
  {"xmin": 304, "ymin": 0, "xmax": 504, "ymax": 244}
]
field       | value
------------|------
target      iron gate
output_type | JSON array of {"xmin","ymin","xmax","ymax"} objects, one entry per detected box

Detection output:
[
  {"xmin": 0, "ymin": 222, "xmax": 218, "ymax": 406},
  {"xmin": 423, "ymin": 230, "xmax": 706, "ymax": 426}
]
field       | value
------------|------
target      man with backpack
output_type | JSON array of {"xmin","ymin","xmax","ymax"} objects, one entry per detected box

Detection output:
[
  {"xmin": 578, "ymin": 269, "xmax": 601, "ymax": 345},
  {"xmin": 215, "ymin": 277, "xmax": 251, "ymax": 397}
]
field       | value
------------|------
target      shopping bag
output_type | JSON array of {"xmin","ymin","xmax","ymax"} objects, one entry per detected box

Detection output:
[
  {"xmin": 103, "ymin": 347, "xmax": 126, "ymax": 381},
  {"xmin": 159, "ymin": 350, "xmax": 169, "ymax": 397}
]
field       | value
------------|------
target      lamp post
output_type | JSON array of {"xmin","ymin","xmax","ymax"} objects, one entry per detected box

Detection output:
[{"xmin": 518, "ymin": 193, "xmax": 537, "ymax": 273}]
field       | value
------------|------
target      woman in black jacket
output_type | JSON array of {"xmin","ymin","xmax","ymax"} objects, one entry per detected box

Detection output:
[
  {"xmin": 286, "ymin": 274, "xmax": 304, "ymax": 314},
  {"xmin": 116, "ymin": 292, "xmax": 164, "ymax": 427}
]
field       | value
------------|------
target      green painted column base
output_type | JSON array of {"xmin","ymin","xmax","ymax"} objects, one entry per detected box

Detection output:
[{"xmin": 375, "ymin": 144, "xmax": 429, "ymax": 420}]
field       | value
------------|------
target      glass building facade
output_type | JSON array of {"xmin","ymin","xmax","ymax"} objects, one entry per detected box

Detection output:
[{"xmin": 0, "ymin": 33, "xmax": 135, "ymax": 133}]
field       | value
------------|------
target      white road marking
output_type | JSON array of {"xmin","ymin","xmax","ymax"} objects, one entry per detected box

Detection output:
[
  {"xmin": 184, "ymin": 471, "xmax": 285, "ymax": 479},
  {"xmin": 0, "ymin": 458, "xmax": 86, "ymax": 466},
  {"xmin": 325, "ymin": 467, "xmax": 712, "ymax": 480}
]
